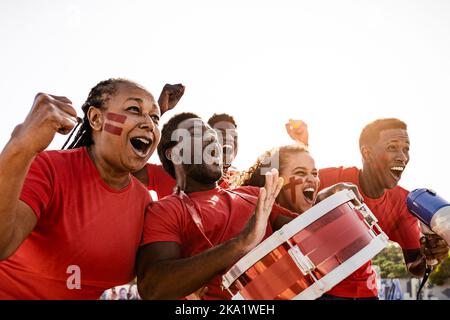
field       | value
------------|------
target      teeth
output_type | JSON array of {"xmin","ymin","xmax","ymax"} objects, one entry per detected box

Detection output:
[
  {"xmin": 391, "ymin": 167, "xmax": 404, "ymax": 172},
  {"xmin": 136, "ymin": 137, "xmax": 150, "ymax": 144},
  {"xmin": 304, "ymin": 187, "xmax": 315, "ymax": 192}
]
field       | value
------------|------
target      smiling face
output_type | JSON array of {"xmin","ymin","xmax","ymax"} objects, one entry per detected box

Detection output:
[
  {"xmin": 277, "ymin": 150, "xmax": 320, "ymax": 213},
  {"xmin": 211, "ymin": 120, "xmax": 238, "ymax": 170},
  {"xmin": 363, "ymin": 128, "xmax": 410, "ymax": 190},
  {"xmin": 173, "ymin": 118, "xmax": 223, "ymax": 185},
  {"xmin": 91, "ymin": 83, "xmax": 161, "ymax": 173}
]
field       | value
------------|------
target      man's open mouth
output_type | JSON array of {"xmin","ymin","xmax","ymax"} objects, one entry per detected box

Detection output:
[
  {"xmin": 390, "ymin": 166, "xmax": 405, "ymax": 180},
  {"xmin": 130, "ymin": 136, "xmax": 152, "ymax": 158},
  {"xmin": 302, "ymin": 187, "xmax": 316, "ymax": 203}
]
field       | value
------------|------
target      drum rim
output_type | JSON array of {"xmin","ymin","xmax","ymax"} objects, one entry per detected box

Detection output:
[
  {"xmin": 222, "ymin": 189, "xmax": 360, "ymax": 289},
  {"xmin": 230, "ymin": 233, "xmax": 389, "ymax": 300},
  {"xmin": 292, "ymin": 233, "xmax": 389, "ymax": 300}
]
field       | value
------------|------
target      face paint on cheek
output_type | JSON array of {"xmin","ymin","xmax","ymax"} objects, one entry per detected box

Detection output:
[
  {"xmin": 106, "ymin": 112, "xmax": 127, "ymax": 123},
  {"xmin": 104, "ymin": 123, "xmax": 123, "ymax": 136},
  {"xmin": 104, "ymin": 112, "xmax": 127, "ymax": 136},
  {"xmin": 282, "ymin": 176, "xmax": 305, "ymax": 204}
]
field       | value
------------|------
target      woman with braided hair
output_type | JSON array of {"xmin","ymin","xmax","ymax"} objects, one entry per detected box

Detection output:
[{"xmin": 0, "ymin": 78, "xmax": 183, "ymax": 299}]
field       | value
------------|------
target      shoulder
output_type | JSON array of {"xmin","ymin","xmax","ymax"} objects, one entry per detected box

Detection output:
[
  {"xmin": 319, "ymin": 166, "xmax": 359, "ymax": 176},
  {"xmin": 232, "ymin": 186, "xmax": 260, "ymax": 197},
  {"xmin": 146, "ymin": 163, "xmax": 171, "ymax": 177},
  {"xmin": 28, "ymin": 148, "xmax": 85, "ymax": 176},
  {"xmin": 391, "ymin": 185, "xmax": 409, "ymax": 196},
  {"xmin": 148, "ymin": 194, "xmax": 184, "ymax": 214},
  {"xmin": 319, "ymin": 166, "xmax": 360, "ymax": 188},
  {"xmin": 36, "ymin": 147, "xmax": 87, "ymax": 169}
]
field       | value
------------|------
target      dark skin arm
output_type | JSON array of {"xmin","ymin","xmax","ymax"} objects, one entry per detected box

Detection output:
[
  {"xmin": 137, "ymin": 169, "xmax": 283, "ymax": 300},
  {"xmin": 0, "ymin": 93, "xmax": 77, "ymax": 260},
  {"xmin": 137, "ymin": 239, "xmax": 250, "ymax": 299},
  {"xmin": 404, "ymin": 234, "xmax": 449, "ymax": 277},
  {"xmin": 158, "ymin": 83, "xmax": 185, "ymax": 115}
]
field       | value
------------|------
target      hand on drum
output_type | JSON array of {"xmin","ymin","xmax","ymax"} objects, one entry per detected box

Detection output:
[
  {"xmin": 239, "ymin": 168, "xmax": 284, "ymax": 252},
  {"xmin": 315, "ymin": 182, "xmax": 364, "ymax": 205},
  {"xmin": 420, "ymin": 233, "xmax": 449, "ymax": 266}
]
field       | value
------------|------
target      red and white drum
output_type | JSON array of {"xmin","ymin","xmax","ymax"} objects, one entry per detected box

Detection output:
[{"xmin": 222, "ymin": 190, "xmax": 389, "ymax": 300}]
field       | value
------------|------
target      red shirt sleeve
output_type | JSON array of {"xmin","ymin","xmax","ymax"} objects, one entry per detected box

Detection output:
[
  {"xmin": 389, "ymin": 213, "xmax": 421, "ymax": 249},
  {"xmin": 141, "ymin": 197, "xmax": 184, "ymax": 246},
  {"xmin": 19, "ymin": 152, "xmax": 55, "ymax": 219},
  {"xmin": 386, "ymin": 189, "xmax": 421, "ymax": 249},
  {"xmin": 233, "ymin": 186, "xmax": 298, "ymax": 224}
]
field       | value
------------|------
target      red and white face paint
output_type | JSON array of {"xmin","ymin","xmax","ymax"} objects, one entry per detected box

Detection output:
[
  {"xmin": 91, "ymin": 83, "xmax": 161, "ymax": 173},
  {"xmin": 104, "ymin": 112, "xmax": 127, "ymax": 136},
  {"xmin": 278, "ymin": 151, "xmax": 320, "ymax": 214}
]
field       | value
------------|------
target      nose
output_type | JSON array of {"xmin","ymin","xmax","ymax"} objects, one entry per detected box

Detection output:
[
  {"xmin": 396, "ymin": 150, "xmax": 408, "ymax": 164},
  {"xmin": 139, "ymin": 115, "xmax": 156, "ymax": 132},
  {"xmin": 305, "ymin": 173, "xmax": 316, "ymax": 182}
]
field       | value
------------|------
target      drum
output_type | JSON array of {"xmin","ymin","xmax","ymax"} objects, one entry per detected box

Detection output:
[{"xmin": 222, "ymin": 189, "xmax": 389, "ymax": 300}]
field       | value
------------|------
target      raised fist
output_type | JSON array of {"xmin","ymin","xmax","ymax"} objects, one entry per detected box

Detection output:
[
  {"xmin": 11, "ymin": 93, "xmax": 78, "ymax": 155},
  {"xmin": 158, "ymin": 83, "xmax": 185, "ymax": 115}
]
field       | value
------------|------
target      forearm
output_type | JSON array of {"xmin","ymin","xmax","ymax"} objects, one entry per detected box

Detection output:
[
  {"xmin": 138, "ymin": 237, "xmax": 249, "ymax": 300},
  {"xmin": 0, "ymin": 138, "xmax": 36, "ymax": 248}
]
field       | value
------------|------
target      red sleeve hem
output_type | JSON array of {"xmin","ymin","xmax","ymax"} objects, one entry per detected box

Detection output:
[
  {"xmin": 19, "ymin": 194, "xmax": 42, "ymax": 219},
  {"xmin": 140, "ymin": 238, "xmax": 182, "ymax": 247}
]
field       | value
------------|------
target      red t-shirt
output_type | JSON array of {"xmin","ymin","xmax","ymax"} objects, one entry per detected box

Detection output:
[
  {"xmin": 0, "ymin": 147, "xmax": 151, "ymax": 299},
  {"xmin": 146, "ymin": 163, "xmax": 177, "ymax": 199},
  {"xmin": 318, "ymin": 166, "xmax": 420, "ymax": 298},
  {"xmin": 146, "ymin": 163, "xmax": 236, "ymax": 199},
  {"xmin": 141, "ymin": 186, "xmax": 296, "ymax": 300}
]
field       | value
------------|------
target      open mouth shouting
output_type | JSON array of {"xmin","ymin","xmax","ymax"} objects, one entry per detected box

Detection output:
[
  {"xmin": 302, "ymin": 186, "xmax": 317, "ymax": 204},
  {"xmin": 389, "ymin": 165, "xmax": 405, "ymax": 181},
  {"xmin": 130, "ymin": 136, "xmax": 153, "ymax": 158}
]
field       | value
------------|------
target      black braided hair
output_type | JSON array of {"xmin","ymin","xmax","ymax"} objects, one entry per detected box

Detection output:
[{"xmin": 62, "ymin": 78, "xmax": 145, "ymax": 149}]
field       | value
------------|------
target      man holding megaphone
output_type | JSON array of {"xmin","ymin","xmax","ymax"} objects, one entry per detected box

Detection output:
[{"xmin": 286, "ymin": 118, "xmax": 449, "ymax": 299}]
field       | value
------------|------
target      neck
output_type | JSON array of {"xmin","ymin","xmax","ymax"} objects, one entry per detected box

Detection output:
[
  {"xmin": 359, "ymin": 165, "xmax": 385, "ymax": 199},
  {"xmin": 183, "ymin": 176, "xmax": 218, "ymax": 194},
  {"xmin": 87, "ymin": 146, "xmax": 131, "ymax": 190}
]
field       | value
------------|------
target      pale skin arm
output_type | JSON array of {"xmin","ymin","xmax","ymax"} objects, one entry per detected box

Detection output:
[
  {"xmin": 136, "ymin": 169, "xmax": 283, "ymax": 300},
  {"xmin": 0, "ymin": 93, "xmax": 77, "ymax": 260}
]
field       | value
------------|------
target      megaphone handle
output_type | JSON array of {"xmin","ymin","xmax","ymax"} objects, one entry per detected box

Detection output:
[{"xmin": 420, "ymin": 223, "xmax": 439, "ymax": 266}]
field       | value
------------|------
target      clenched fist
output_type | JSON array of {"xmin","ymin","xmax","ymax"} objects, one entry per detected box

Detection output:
[
  {"xmin": 11, "ymin": 93, "xmax": 79, "ymax": 155},
  {"xmin": 158, "ymin": 84, "xmax": 185, "ymax": 115}
]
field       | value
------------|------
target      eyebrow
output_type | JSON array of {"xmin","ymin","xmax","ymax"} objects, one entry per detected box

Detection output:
[
  {"xmin": 125, "ymin": 97, "xmax": 144, "ymax": 104},
  {"xmin": 292, "ymin": 167, "xmax": 317, "ymax": 171},
  {"xmin": 386, "ymin": 139, "xmax": 410, "ymax": 144}
]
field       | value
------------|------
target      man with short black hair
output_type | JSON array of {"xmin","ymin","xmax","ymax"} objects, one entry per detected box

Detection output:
[
  {"xmin": 207, "ymin": 113, "xmax": 239, "ymax": 187},
  {"xmin": 286, "ymin": 118, "xmax": 449, "ymax": 299}
]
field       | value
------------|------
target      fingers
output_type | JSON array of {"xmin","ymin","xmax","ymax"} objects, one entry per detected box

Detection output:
[
  {"xmin": 420, "ymin": 235, "xmax": 450, "ymax": 263},
  {"xmin": 349, "ymin": 184, "xmax": 364, "ymax": 203},
  {"xmin": 256, "ymin": 187, "xmax": 267, "ymax": 213},
  {"xmin": 262, "ymin": 169, "xmax": 282, "ymax": 213}
]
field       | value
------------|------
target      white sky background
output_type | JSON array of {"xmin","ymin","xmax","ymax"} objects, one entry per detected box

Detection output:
[{"xmin": 0, "ymin": 0, "xmax": 449, "ymax": 199}]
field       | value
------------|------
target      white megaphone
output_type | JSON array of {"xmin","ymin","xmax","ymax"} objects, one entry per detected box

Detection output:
[{"xmin": 407, "ymin": 188, "xmax": 450, "ymax": 248}]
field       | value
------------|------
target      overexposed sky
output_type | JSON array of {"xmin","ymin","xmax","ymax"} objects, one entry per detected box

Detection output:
[{"xmin": 1, "ymin": 0, "xmax": 449, "ymax": 199}]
